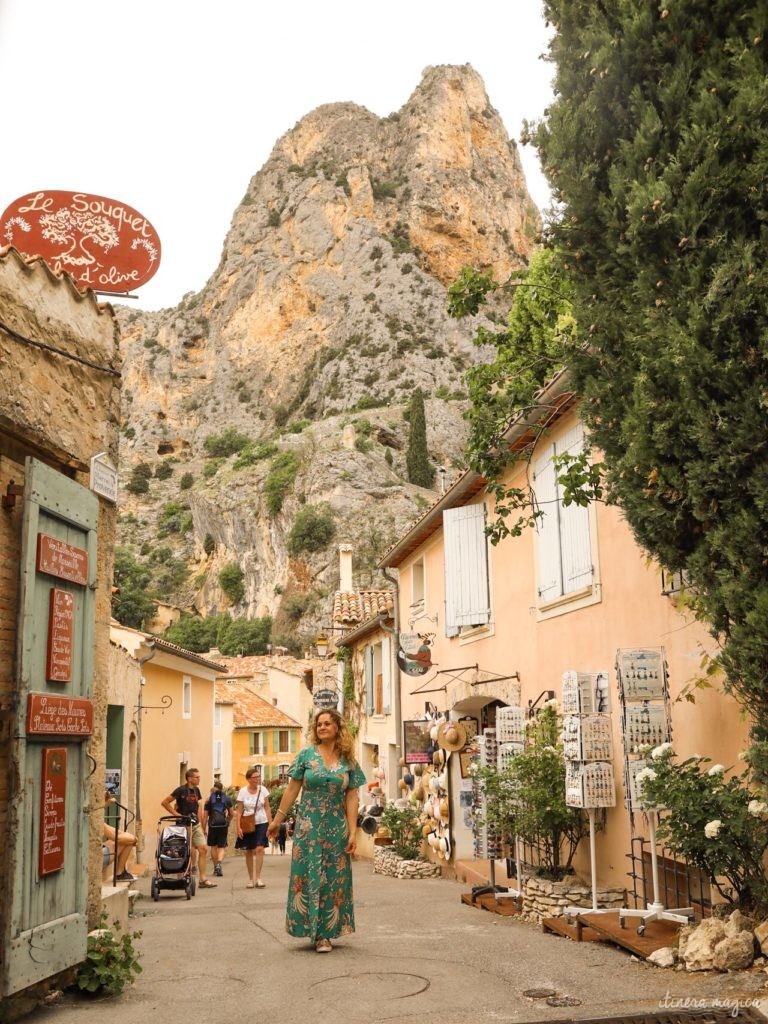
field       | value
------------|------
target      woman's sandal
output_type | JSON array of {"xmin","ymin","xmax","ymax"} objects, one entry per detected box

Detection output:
[
  {"xmin": 315, "ymin": 939, "xmax": 332, "ymax": 953},
  {"xmin": 199, "ymin": 880, "xmax": 217, "ymax": 888},
  {"xmin": 255, "ymin": 880, "xmax": 266, "ymax": 888},
  {"xmin": 246, "ymin": 881, "xmax": 255, "ymax": 888}
]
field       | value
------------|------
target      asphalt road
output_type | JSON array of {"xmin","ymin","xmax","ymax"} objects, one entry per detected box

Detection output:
[{"xmin": 24, "ymin": 849, "xmax": 768, "ymax": 1024}]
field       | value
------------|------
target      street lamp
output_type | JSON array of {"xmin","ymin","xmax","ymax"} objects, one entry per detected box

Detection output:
[{"xmin": 315, "ymin": 634, "xmax": 329, "ymax": 659}]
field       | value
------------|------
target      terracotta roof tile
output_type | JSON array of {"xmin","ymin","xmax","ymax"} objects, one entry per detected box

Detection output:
[
  {"xmin": 332, "ymin": 589, "xmax": 393, "ymax": 627},
  {"xmin": 215, "ymin": 680, "xmax": 301, "ymax": 729}
]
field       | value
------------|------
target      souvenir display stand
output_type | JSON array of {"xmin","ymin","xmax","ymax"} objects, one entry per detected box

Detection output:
[
  {"xmin": 562, "ymin": 670, "xmax": 616, "ymax": 918},
  {"xmin": 495, "ymin": 707, "xmax": 527, "ymax": 900},
  {"xmin": 470, "ymin": 727, "xmax": 515, "ymax": 900},
  {"xmin": 616, "ymin": 648, "xmax": 693, "ymax": 935}
]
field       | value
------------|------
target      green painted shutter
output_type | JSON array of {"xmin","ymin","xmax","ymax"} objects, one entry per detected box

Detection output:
[
  {"xmin": 4, "ymin": 459, "xmax": 98, "ymax": 996},
  {"xmin": 272, "ymin": 729, "xmax": 279, "ymax": 754},
  {"xmin": 364, "ymin": 645, "xmax": 374, "ymax": 715},
  {"xmin": 290, "ymin": 730, "xmax": 297, "ymax": 752}
]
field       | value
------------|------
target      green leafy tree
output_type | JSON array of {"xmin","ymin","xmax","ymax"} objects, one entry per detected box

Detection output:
[
  {"xmin": 217, "ymin": 616, "xmax": 272, "ymax": 656},
  {"xmin": 405, "ymin": 388, "xmax": 433, "ymax": 488},
  {"xmin": 112, "ymin": 546, "xmax": 157, "ymax": 629},
  {"xmin": 532, "ymin": 3, "xmax": 768, "ymax": 777},
  {"xmin": 287, "ymin": 504, "xmax": 336, "ymax": 555},
  {"xmin": 203, "ymin": 428, "xmax": 250, "ymax": 458},
  {"xmin": 219, "ymin": 563, "xmax": 245, "ymax": 604},
  {"xmin": 164, "ymin": 615, "xmax": 221, "ymax": 653},
  {"xmin": 448, "ymin": 250, "xmax": 583, "ymax": 542}
]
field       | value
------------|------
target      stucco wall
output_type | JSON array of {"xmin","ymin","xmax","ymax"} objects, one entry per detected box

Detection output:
[{"xmin": 395, "ymin": 409, "xmax": 749, "ymax": 893}]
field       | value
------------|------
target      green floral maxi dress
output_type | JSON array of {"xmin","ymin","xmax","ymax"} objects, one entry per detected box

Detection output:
[{"xmin": 286, "ymin": 747, "xmax": 366, "ymax": 940}]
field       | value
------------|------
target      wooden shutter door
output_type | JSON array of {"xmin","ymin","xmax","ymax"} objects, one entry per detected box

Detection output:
[
  {"xmin": 381, "ymin": 636, "xmax": 391, "ymax": 715},
  {"xmin": 364, "ymin": 645, "xmax": 374, "ymax": 715},
  {"xmin": 4, "ymin": 459, "xmax": 98, "ymax": 996},
  {"xmin": 555, "ymin": 424, "xmax": 593, "ymax": 592},
  {"xmin": 443, "ymin": 505, "xmax": 491, "ymax": 629}
]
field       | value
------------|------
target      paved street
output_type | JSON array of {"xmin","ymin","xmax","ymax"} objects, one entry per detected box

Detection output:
[{"xmin": 28, "ymin": 852, "xmax": 768, "ymax": 1024}]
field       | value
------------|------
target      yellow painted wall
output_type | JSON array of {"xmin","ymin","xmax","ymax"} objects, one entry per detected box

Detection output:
[{"xmin": 230, "ymin": 728, "xmax": 300, "ymax": 789}]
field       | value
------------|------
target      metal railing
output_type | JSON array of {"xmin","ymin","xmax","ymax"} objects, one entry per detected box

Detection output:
[
  {"xmin": 626, "ymin": 835, "xmax": 712, "ymax": 920},
  {"xmin": 105, "ymin": 798, "xmax": 136, "ymax": 888}
]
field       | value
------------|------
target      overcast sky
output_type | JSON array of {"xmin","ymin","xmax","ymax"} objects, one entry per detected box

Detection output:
[{"xmin": 0, "ymin": 1, "xmax": 554, "ymax": 311}]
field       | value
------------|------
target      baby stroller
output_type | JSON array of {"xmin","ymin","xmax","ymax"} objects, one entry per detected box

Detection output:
[{"xmin": 150, "ymin": 814, "xmax": 196, "ymax": 900}]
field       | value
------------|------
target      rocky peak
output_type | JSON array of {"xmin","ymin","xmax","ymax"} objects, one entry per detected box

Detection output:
[{"xmin": 115, "ymin": 64, "xmax": 539, "ymax": 639}]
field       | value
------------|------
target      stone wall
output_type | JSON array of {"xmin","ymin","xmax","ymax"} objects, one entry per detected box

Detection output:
[
  {"xmin": 522, "ymin": 875, "xmax": 627, "ymax": 921},
  {"xmin": 373, "ymin": 846, "xmax": 442, "ymax": 880}
]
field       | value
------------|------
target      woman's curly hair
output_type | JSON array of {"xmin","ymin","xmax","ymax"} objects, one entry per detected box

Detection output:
[{"xmin": 309, "ymin": 708, "xmax": 357, "ymax": 765}]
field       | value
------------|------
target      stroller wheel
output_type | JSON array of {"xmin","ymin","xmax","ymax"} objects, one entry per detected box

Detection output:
[
  {"xmin": 185, "ymin": 878, "xmax": 192, "ymax": 900},
  {"xmin": 189, "ymin": 874, "xmax": 196, "ymax": 897},
  {"xmin": 151, "ymin": 877, "xmax": 159, "ymax": 902}
]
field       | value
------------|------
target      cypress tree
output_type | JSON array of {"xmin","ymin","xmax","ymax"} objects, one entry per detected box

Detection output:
[
  {"xmin": 406, "ymin": 389, "xmax": 434, "ymax": 488},
  {"xmin": 533, "ymin": 3, "xmax": 768, "ymax": 775}
]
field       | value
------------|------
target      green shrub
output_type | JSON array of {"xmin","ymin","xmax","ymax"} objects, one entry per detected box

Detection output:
[
  {"xmin": 125, "ymin": 462, "xmax": 153, "ymax": 495},
  {"xmin": 218, "ymin": 616, "xmax": 272, "ymax": 656},
  {"xmin": 233, "ymin": 440, "xmax": 279, "ymax": 471},
  {"xmin": 203, "ymin": 458, "xmax": 224, "ymax": 478},
  {"xmin": 384, "ymin": 448, "xmax": 394, "ymax": 466},
  {"xmin": 380, "ymin": 804, "xmax": 423, "ymax": 860},
  {"xmin": 264, "ymin": 451, "xmax": 300, "ymax": 516},
  {"xmin": 180, "ymin": 472, "xmax": 194, "ymax": 490},
  {"xmin": 203, "ymin": 428, "xmax": 250, "ymax": 458},
  {"xmin": 155, "ymin": 461, "xmax": 173, "ymax": 480},
  {"xmin": 122, "ymin": 425, "xmax": 136, "ymax": 440},
  {"xmin": 287, "ymin": 504, "xmax": 336, "ymax": 555},
  {"xmin": 219, "ymin": 563, "xmax": 245, "ymax": 604},
  {"xmin": 74, "ymin": 915, "xmax": 142, "ymax": 997},
  {"xmin": 372, "ymin": 179, "xmax": 397, "ymax": 200},
  {"xmin": 283, "ymin": 593, "xmax": 309, "ymax": 622},
  {"xmin": 267, "ymin": 209, "xmax": 281, "ymax": 227},
  {"xmin": 203, "ymin": 533, "xmax": 215, "ymax": 555}
]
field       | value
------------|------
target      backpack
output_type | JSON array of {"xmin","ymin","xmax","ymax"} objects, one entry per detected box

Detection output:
[{"xmin": 209, "ymin": 793, "xmax": 229, "ymax": 828}]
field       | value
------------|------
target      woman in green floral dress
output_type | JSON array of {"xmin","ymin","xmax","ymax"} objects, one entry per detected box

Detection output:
[{"xmin": 267, "ymin": 709, "xmax": 366, "ymax": 952}]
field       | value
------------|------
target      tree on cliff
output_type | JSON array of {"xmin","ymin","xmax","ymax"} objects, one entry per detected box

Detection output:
[
  {"xmin": 406, "ymin": 388, "xmax": 434, "ymax": 488},
  {"xmin": 531, "ymin": 3, "xmax": 768, "ymax": 775}
]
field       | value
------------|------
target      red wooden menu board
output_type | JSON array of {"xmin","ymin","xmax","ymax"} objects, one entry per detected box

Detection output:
[
  {"xmin": 36, "ymin": 534, "xmax": 88, "ymax": 586},
  {"xmin": 46, "ymin": 588, "xmax": 74, "ymax": 682},
  {"xmin": 40, "ymin": 747, "xmax": 67, "ymax": 876}
]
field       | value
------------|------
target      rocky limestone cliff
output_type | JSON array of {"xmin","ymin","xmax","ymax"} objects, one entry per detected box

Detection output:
[{"xmin": 115, "ymin": 64, "xmax": 540, "ymax": 638}]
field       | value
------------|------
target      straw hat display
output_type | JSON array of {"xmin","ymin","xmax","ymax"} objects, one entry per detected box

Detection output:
[{"xmin": 437, "ymin": 721, "xmax": 467, "ymax": 752}]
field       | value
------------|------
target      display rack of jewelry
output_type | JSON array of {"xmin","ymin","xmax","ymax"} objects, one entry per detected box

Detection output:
[
  {"xmin": 562, "ymin": 670, "xmax": 616, "ymax": 918},
  {"xmin": 469, "ymin": 727, "xmax": 522, "ymax": 903},
  {"xmin": 616, "ymin": 647, "xmax": 693, "ymax": 934}
]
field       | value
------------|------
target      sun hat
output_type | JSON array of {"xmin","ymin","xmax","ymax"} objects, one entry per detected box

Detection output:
[{"xmin": 437, "ymin": 721, "xmax": 467, "ymax": 753}]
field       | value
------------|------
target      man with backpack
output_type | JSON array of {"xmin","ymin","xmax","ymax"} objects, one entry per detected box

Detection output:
[{"xmin": 205, "ymin": 780, "xmax": 233, "ymax": 877}]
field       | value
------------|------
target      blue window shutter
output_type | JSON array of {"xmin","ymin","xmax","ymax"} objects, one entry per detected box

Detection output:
[
  {"xmin": 534, "ymin": 444, "xmax": 563, "ymax": 602},
  {"xmin": 364, "ymin": 645, "xmax": 374, "ymax": 714},
  {"xmin": 443, "ymin": 504, "xmax": 490, "ymax": 632},
  {"xmin": 382, "ymin": 635, "xmax": 392, "ymax": 715}
]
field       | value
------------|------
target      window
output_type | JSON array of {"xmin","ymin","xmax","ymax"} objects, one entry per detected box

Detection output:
[
  {"xmin": 214, "ymin": 740, "xmax": 223, "ymax": 771},
  {"xmin": 182, "ymin": 675, "xmax": 191, "ymax": 718},
  {"xmin": 533, "ymin": 423, "xmax": 593, "ymax": 605},
  {"xmin": 278, "ymin": 730, "xmax": 290, "ymax": 753},
  {"xmin": 277, "ymin": 763, "xmax": 290, "ymax": 782},
  {"xmin": 214, "ymin": 703, "xmax": 222, "ymax": 727},
  {"xmin": 249, "ymin": 732, "xmax": 263, "ymax": 756},
  {"xmin": 443, "ymin": 504, "xmax": 491, "ymax": 637},
  {"xmin": 411, "ymin": 557, "xmax": 425, "ymax": 611},
  {"xmin": 365, "ymin": 639, "xmax": 391, "ymax": 716}
]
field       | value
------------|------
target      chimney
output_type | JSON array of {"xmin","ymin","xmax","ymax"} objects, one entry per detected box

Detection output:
[{"xmin": 339, "ymin": 544, "xmax": 353, "ymax": 592}]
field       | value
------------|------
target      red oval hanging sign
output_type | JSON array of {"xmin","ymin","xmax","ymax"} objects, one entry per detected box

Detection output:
[{"xmin": 1, "ymin": 189, "xmax": 161, "ymax": 293}]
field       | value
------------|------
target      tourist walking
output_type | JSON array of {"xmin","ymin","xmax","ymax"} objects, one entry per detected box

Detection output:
[
  {"xmin": 161, "ymin": 767, "xmax": 216, "ymax": 888},
  {"xmin": 267, "ymin": 709, "xmax": 365, "ymax": 952},
  {"xmin": 205, "ymin": 781, "xmax": 233, "ymax": 877},
  {"xmin": 235, "ymin": 767, "xmax": 271, "ymax": 888}
]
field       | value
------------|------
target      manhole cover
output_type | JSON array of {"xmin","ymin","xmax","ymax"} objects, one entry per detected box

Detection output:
[
  {"xmin": 310, "ymin": 972, "xmax": 429, "ymax": 1000},
  {"xmin": 523, "ymin": 988, "xmax": 557, "ymax": 999}
]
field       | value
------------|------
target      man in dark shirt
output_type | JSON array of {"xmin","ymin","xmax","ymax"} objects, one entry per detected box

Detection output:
[{"xmin": 161, "ymin": 767, "xmax": 216, "ymax": 888}]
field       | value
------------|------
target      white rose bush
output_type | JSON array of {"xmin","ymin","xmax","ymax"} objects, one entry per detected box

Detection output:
[{"xmin": 640, "ymin": 747, "xmax": 768, "ymax": 910}]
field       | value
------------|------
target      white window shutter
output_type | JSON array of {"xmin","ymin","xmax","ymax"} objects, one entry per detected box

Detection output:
[
  {"xmin": 443, "ymin": 504, "xmax": 491, "ymax": 631},
  {"xmin": 555, "ymin": 424, "xmax": 593, "ymax": 592},
  {"xmin": 381, "ymin": 635, "xmax": 391, "ymax": 715},
  {"xmin": 364, "ymin": 645, "xmax": 374, "ymax": 715},
  {"xmin": 534, "ymin": 445, "xmax": 563, "ymax": 602}
]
